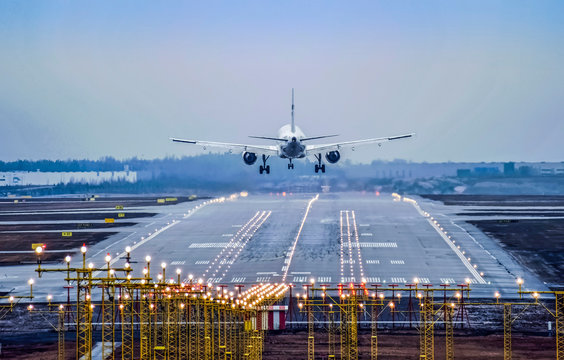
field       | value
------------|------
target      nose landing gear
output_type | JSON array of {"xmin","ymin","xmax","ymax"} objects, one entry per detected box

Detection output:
[
  {"xmin": 288, "ymin": 159, "xmax": 294, "ymax": 170},
  {"xmin": 314, "ymin": 154, "xmax": 326, "ymax": 173},
  {"xmin": 259, "ymin": 155, "xmax": 270, "ymax": 174}
]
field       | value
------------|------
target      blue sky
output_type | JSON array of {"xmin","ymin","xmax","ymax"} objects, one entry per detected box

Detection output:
[{"xmin": 1, "ymin": 1, "xmax": 563, "ymax": 162}]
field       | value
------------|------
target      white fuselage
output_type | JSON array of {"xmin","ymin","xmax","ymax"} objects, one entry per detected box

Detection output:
[{"xmin": 277, "ymin": 124, "xmax": 307, "ymax": 159}]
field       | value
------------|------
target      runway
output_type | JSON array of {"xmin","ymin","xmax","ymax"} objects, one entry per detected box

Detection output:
[{"xmin": 2, "ymin": 192, "xmax": 549, "ymax": 300}]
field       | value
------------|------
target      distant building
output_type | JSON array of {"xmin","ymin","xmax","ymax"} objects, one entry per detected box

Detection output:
[
  {"xmin": 457, "ymin": 169, "xmax": 471, "ymax": 177},
  {"xmin": 0, "ymin": 171, "xmax": 137, "ymax": 187},
  {"xmin": 473, "ymin": 167, "xmax": 500, "ymax": 176}
]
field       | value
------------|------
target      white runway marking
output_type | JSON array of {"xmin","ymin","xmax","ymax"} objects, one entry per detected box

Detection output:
[
  {"xmin": 417, "ymin": 277, "xmax": 430, "ymax": 284},
  {"xmin": 195, "ymin": 260, "xmax": 209, "ymax": 265},
  {"xmin": 256, "ymin": 276, "xmax": 271, "ymax": 282},
  {"xmin": 204, "ymin": 211, "xmax": 271, "ymax": 281},
  {"xmin": 364, "ymin": 277, "xmax": 380, "ymax": 283},
  {"xmin": 339, "ymin": 210, "xmax": 366, "ymax": 282},
  {"xmin": 357, "ymin": 242, "xmax": 398, "ymax": 248},
  {"xmin": 366, "ymin": 260, "xmax": 380, "ymax": 264},
  {"xmin": 292, "ymin": 276, "xmax": 308, "ymax": 283},
  {"xmin": 317, "ymin": 276, "xmax": 331, "ymax": 283},
  {"xmin": 206, "ymin": 277, "xmax": 223, "ymax": 283},
  {"xmin": 404, "ymin": 197, "xmax": 486, "ymax": 284},
  {"xmin": 281, "ymin": 194, "xmax": 319, "ymax": 282},
  {"xmin": 189, "ymin": 243, "xmax": 239, "ymax": 248},
  {"xmin": 390, "ymin": 277, "xmax": 407, "ymax": 283},
  {"xmin": 390, "ymin": 260, "xmax": 405, "ymax": 264},
  {"xmin": 170, "ymin": 260, "xmax": 185, "ymax": 265},
  {"xmin": 361, "ymin": 233, "xmax": 373, "ymax": 236},
  {"xmin": 222, "ymin": 234, "xmax": 234, "ymax": 237},
  {"xmin": 341, "ymin": 277, "xmax": 356, "ymax": 283},
  {"xmin": 232, "ymin": 224, "xmax": 243, "ymax": 227},
  {"xmin": 230, "ymin": 277, "xmax": 246, "ymax": 283},
  {"xmin": 440, "ymin": 278, "xmax": 456, "ymax": 284},
  {"xmin": 359, "ymin": 224, "xmax": 370, "ymax": 227},
  {"xmin": 351, "ymin": 211, "xmax": 365, "ymax": 280},
  {"xmin": 291, "ymin": 271, "xmax": 311, "ymax": 275}
]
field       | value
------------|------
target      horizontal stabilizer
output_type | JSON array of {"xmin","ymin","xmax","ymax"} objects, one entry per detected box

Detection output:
[
  {"xmin": 301, "ymin": 134, "xmax": 339, "ymax": 142},
  {"xmin": 249, "ymin": 136, "xmax": 288, "ymax": 142},
  {"xmin": 171, "ymin": 138, "xmax": 196, "ymax": 144}
]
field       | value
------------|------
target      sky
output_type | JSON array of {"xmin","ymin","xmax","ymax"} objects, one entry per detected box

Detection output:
[{"xmin": 1, "ymin": 1, "xmax": 563, "ymax": 163}]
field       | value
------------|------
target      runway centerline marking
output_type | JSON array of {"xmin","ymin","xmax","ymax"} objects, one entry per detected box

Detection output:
[{"xmin": 281, "ymin": 194, "xmax": 319, "ymax": 282}]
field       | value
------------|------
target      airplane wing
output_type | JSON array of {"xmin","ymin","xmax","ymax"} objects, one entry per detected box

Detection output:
[
  {"xmin": 170, "ymin": 138, "xmax": 279, "ymax": 156},
  {"xmin": 305, "ymin": 133, "xmax": 414, "ymax": 153}
]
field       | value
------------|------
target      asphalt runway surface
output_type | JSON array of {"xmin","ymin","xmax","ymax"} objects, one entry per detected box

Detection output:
[{"xmin": 1, "ymin": 193, "xmax": 549, "ymax": 301}]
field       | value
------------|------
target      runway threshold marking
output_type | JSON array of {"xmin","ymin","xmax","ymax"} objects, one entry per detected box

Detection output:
[
  {"xmin": 366, "ymin": 260, "xmax": 380, "ymax": 264},
  {"xmin": 390, "ymin": 260, "xmax": 405, "ymax": 265},
  {"xmin": 404, "ymin": 198, "xmax": 486, "ymax": 284},
  {"xmin": 281, "ymin": 194, "xmax": 319, "ymax": 282}
]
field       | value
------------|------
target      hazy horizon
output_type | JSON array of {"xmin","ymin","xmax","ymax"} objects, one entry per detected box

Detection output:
[{"xmin": 1, "ymin": 1, "xmax": 563, "ymax": 163}]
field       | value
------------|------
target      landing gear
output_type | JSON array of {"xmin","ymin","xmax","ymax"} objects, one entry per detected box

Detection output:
[
  {"xmin": 288, "ymin": 159, "xmax": 294, "ymax": 170},
  {"xmin": 314, "ymin": 154, "xmax": 326, "ymax": 173},
  {"xmin": 259, "ymin": 155, "xmax": 270, "ymax": 174}
]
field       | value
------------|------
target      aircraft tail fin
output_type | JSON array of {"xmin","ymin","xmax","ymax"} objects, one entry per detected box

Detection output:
[{"xmin": 291, "ymin": 88, "xmax": 295, "ymax": 133}]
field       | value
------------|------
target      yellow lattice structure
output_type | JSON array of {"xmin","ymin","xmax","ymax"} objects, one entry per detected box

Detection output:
[
  {"xmin": 32, "ymin": 247, "xmax": 287, "ymax": 360},
  {"xmin": 503, "ymin": 304, "xmax": 511, "ymax": 360},
  {"xmin": 307, "ymin": 302, "xmax": 314, "ymax": 360},
  {"xmin": 371, "ymin": 302, "xmax": 378, "ymax": 360},
  {"xmin": 445, "ymin": 305, "xmax": 454, "ymax": 360},
  {"xmin": 28, "ymin": 246, "xmax": 564, "ymax": 360},
  {"xmin": 58, "ymin": 307, "xmax": 65, "ymax": 360},
  {"xmin": 557, "ymin": 293, "xmax": 563, "ymax": 360}
]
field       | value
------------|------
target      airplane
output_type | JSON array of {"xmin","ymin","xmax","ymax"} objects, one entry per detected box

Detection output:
[{"xmin": 171, "ymin": 90, "xmax": 414, "ymax": 174}]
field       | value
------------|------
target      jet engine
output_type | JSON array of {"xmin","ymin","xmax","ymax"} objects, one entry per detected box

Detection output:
[
  {"xmin": 325, "ymin": 151, "xmax": 341, "ymax": 164},
  {"xmin": 242, "ymin": 152, "xmax": 258, "ymax": 165}
]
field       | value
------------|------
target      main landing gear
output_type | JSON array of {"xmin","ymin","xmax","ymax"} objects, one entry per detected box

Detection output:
[
  {"xmin": 259, "ymin": 154, "xmax": 270, "ymax": 174},
  {"xmin": 288, "ymin": 159, "xmax": 294, "ymax": 170},
  {"xmin": 314, "ymin": 153, "xmax": 325, "ymax": 173}
]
